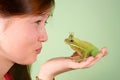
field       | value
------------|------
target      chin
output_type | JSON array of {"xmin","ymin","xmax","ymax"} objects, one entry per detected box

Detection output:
[
  {"xmin": 26, "ymin": 59, "xmax": 37, "ymax": 65},
  {"xmin": 16, "ymin": 58, "xmax": 37, "ymax": 65}
]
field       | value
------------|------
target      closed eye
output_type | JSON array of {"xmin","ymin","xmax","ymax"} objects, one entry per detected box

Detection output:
[
  {"xmin": 35, "ymin": 20, "xmax": 42, "ymax": 25},
  {"xmin": 35, "ymin": 20, "xmax": 48, "ymax": 25}
]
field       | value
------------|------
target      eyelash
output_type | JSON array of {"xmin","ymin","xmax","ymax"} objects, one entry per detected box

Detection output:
[
  {"xmin": 35, "ymin": 20, "xmax": 48, "ymax": 25},
  {"xmin": 35, "ymin": 20, "xmax": 41, "ymax": 25}
]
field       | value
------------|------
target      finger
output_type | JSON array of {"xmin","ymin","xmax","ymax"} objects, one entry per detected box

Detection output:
[
  {"xmin": 76, "ymin": 57, "xmax": 94, "ymax": 68},
  {"xmin": 70, "ymin": 47, "xmax": 108, "ymax": 69},
  {"xmin": 85, "ymin": 49, "xmax": 107, "ymax": 68},
  {"xmin": 68, "ymin": 56, "xmax": 94, "ymax": 69},
  {"xmin": 84, "ymin": 47, "xmax": 107, "ymax": 67},
  {"xmin": 94, "ymin": 47, "xmax": 107, "ymax": 59},
  {"xmin": 101, "ymin": 47, "xmax": 108, "ymax": 56}
]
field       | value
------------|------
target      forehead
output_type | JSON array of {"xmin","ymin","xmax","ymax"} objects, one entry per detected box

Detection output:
[
  {"xmin": 5, "ymin": 13, "xmax": 50, "ymax": 22},
  {"xmin": 13, "ymin": 13, "xmax": 50, "ymax": 18}
]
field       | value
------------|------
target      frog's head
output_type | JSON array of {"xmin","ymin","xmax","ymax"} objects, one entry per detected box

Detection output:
[{"xmin": 64, "ymin": 33, "xmax": 80, "ymax": 48}]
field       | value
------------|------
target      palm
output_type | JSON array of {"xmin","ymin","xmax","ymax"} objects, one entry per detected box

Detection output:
[{"xmin": 38, "ymin": 47, "xmax": 107, "ymax": 78}]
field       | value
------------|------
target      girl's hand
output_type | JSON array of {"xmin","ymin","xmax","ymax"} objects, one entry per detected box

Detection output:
[{"xmin": 37, "ymin": 47, "xmax": 107, "ymax": 80}]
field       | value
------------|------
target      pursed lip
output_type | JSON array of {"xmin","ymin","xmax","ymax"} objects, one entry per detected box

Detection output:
[{"xmin": 35, "ymin": 47, "xmax": 42, "ymax": 54}]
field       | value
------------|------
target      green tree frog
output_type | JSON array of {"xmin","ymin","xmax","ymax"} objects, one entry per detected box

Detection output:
[{"xmin": 64, "ymin": 33, "xmax": 101, "ymax": 62}]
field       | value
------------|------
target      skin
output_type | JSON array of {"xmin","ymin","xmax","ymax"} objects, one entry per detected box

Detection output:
[
  {"xmin": 64, "ymin": 33, "xmax": 100, "ymax": 62},
  {"xmin": 37, "ymin": 48, "xmax": 107, "ymax": 80},
  {"xmin": 0, "ymin": 14, "xmax": 108, "ymax": 80},
  {"xmin": 0, "ymin": 14, "xmax": 49, "ymax": 79}
]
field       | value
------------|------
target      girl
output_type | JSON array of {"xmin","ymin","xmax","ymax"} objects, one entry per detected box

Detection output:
[{"xmin": 0, "ymin": 0, "xmax": 107, "ymax": 80}]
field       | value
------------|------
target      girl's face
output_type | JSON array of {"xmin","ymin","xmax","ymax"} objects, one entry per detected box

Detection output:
[{"xmin": 0, "ymin": 14, "xmax": 49, "ymax": 64}]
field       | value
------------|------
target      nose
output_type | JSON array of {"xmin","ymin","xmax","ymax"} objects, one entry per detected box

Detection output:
[{"xmin": 38, "ymin": 26, "xmax": 48, "ymax": 42}]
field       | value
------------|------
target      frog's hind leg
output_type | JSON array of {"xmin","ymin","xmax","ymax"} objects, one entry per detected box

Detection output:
[{"xmin": 91, "ymin": 49, "xmax": 100, "ymax": 57}]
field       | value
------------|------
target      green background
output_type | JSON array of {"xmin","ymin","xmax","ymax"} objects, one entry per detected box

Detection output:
[{"xmin": 31, "ymin": 0, "xmax": 120, "ymax": 80}]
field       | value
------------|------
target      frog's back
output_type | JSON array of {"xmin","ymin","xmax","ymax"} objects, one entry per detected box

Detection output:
[
  {"xmin": 77, "ymin": 39, "xmax": 100, "ymax": 56},
  {"xmin": 76, "ymin": 38, "xmax": 98, "ymax": 50}
]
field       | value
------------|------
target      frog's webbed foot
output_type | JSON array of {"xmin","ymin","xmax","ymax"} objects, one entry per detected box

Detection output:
[{"xmin": 73, "ymin": 57, "xmax": 83, "ymax": 62}]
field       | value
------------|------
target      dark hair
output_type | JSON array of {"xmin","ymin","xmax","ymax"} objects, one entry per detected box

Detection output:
[
  {"xmin": 0, "ymin": 0, "xmax": 55, "ymax": 80},
  {"xmin": 0, "ymin": 0, "xmax": 55, "ymax": 17},
  {"xmin": 8, "ymin": 64, "xmax": 31, "ymax": 80}
]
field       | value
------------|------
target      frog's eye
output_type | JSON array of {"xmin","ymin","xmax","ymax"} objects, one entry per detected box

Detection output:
[{"xmin": 70, "ymin": 39, "xmax": 74, "ymax": 42}]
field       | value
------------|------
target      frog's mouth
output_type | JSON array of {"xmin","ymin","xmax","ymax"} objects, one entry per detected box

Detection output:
[
  {"xmin": 69, "ymin": 44, "xmax": 80, "ymax": 48},
  {"xmin": 64, "ymin": 39, "xmax": 80, "ymax": 49}
]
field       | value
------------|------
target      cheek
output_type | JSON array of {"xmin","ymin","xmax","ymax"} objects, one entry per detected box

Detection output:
[
  {"xmin": 0, "ymin": 33, "xmax": 38, "ymax": 64},
  {"xmin": 3, "ymin": 29, "xmax": 37, "ymax": 51},
  {"xmin": 4, "ymin": 22, "xmax": 39, "ymax": 47},
  {"xmin": 0, "ymin": 25, "xmax": 39, "ymax": 64}
]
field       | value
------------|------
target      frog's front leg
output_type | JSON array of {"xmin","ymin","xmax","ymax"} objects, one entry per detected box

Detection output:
[
  {"xmin": 71, "ymin": 51, "xmax": 82, "ymax": 62},
  {"xmin": 73, "ymin": 51, "xmax": 89, "ymax": 62}
]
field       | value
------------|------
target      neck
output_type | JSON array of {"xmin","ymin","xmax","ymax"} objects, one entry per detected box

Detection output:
[
  {"xmin": 0, "ymin": 55, "xmax": 14, "ymax": 79},
  {"xmin": 0, "ymin": 77, "xmax": 5, "ymax": 80}
]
